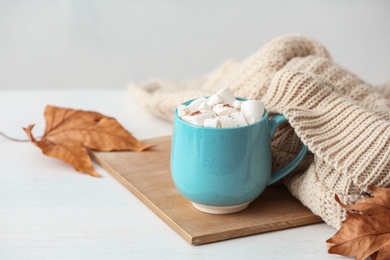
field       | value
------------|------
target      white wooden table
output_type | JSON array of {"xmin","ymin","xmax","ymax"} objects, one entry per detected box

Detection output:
[{"xmin": 0, "ymin": 89, "xmax": 338, "ymax": 260}]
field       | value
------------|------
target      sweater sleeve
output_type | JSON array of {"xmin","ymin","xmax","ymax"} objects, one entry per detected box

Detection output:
[{"xmin": 264, "ymin": 69, "xmax": 390, "ymax": 227}]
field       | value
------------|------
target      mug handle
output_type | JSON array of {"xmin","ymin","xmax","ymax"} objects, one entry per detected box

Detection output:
[{"xmin": 267, "ymin": 114, "xmax": 308, "ymax": 185}]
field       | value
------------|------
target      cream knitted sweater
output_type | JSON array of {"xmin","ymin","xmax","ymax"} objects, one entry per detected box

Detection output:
[{"xmin": 128, "ymin": 35, "xmax": 390, "ymax": 229}]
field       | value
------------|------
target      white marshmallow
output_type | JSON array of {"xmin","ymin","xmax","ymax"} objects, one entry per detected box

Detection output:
[
  {"xmin": 177, "ymin": 105, "xmax": 189, "ymax": 118},
  {"xmin": 181, "ymin": 109, "xmax": 217, "ymax": 126},
  {"xmin": 187, "ymin": 97, "xmax": 208, "ymax": 113},
  {"xmin": 212, "ymin": 103, "xmax": 239, "ymax": 116},
  {"xmin": 241, "ymin": 100, "xmax": 265, "ymax": 124},
  {"xmin": 217, "ymin": 88, "xmax": 236, "ymax": 105},
  {"xmin": 232, "ymin": 100, "xmax": 242, "ymax": 110},
  {"xmin": 245, "ymin": 116, "xmax": 255, "ymax": 125},
  {"xmin": 198, "ymin": 100, "xmax": 211, "ymax": 111},
  {"xmin": 206, "ymin": 94, "xmax": 222, "ymax": 107},
  {"xmin": 204, "ymin": 118, "xmax": 220, "ymax": 128},
  {"xmin": 218, "ymin": 112, "xmax": 248, "ymax": 128}
]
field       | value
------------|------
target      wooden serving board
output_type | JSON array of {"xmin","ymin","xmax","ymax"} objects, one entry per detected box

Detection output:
[{"xmin": 91, "ymin": 136, "xmax": 322, "ymax": 245}]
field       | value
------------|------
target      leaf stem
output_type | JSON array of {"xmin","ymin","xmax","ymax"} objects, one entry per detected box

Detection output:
[{"xmin": 0, "ymin": 131, "xmax": 29, "ymax": 142}]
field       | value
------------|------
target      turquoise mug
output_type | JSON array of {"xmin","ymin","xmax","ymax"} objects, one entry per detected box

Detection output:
[{"xmin": 170, "ymin": 98, "xmax": 308, "ymax": 214}]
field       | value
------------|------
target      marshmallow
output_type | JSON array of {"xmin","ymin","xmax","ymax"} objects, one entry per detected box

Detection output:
[
  {"xmin": 212, "ymin": 103, "xmax": 239, "ymax": 116},
  {"xmin": 187, "ymin": 97, "xmax": 208, "ymax": 113},
  {"xmin": 204, "ymin": 118, "xmax": 220, "ymax": 128},
  {"xmin": 218, "ymin": 112, "xmax": 248, "ymax": 128},
  {"xmin": 198, "ymin": 100, "xmax": 211, "ymax": 110},
  {"xmin": 241, "ymin": 100, "xmax": 265, "ymax": 123},
  {"xmin": 232, "ymin": 100, "xmax": 242, "ymax": 110},
  {"xmin": 182, "ymin": 109, "xmax": 217, "ymax": 126},
  {"xmin": 217, "ymin": 88, "xmax": 236, "ymax": 105},
  {"xmin": 245, "ymin": 116, "xmax": 256, "ymax": 125},
  {"xmin": 177, "ymin": 105, "xmax": 189, "ymax": 118},
  {"xmin": 206, "ymin": 94, "xmax": 222, "ymax": 106}
]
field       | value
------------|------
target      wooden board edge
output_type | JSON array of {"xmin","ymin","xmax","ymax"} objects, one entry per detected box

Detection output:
[{"xmin": 191, "ymin": 215, "xmax": 323, "ymax": 245}]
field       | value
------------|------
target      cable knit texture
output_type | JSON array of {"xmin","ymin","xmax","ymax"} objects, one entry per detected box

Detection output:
[{"xmin": 128, "ymin": 35, "xmax": 390, "ymax": 229}]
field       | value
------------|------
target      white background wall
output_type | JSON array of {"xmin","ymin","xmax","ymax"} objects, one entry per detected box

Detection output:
[{"xmin": 0, "ymin": 0, "xmax": 389, "ymax": 90}]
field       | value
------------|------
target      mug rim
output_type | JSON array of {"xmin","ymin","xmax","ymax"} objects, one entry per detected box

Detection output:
[{"xmin": 175, "ymin": 97, "xmax": 268, "ymax": 130}]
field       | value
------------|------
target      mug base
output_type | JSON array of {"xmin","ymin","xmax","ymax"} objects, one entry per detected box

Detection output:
[{"xmin": 191, "ymin": 201, "xmax": 251, "ymax": 214}]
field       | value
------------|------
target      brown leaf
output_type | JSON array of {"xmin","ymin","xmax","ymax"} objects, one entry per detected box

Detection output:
[
  {"xmin": 24, "ymin": 105, "xmax": 152, "ymax": 177},
  {"xmin": 326, "ymin": 186, "xmax": 390, "ymax": 260}
]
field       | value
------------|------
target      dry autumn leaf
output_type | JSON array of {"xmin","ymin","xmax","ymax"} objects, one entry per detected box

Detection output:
[
  {"xmin": 24, "ymin": 105, "xmax": 152, "ymax": 177},
  {"xmin": 326, "ymin": 186, "xmax": 390, "ymax": 260}
]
